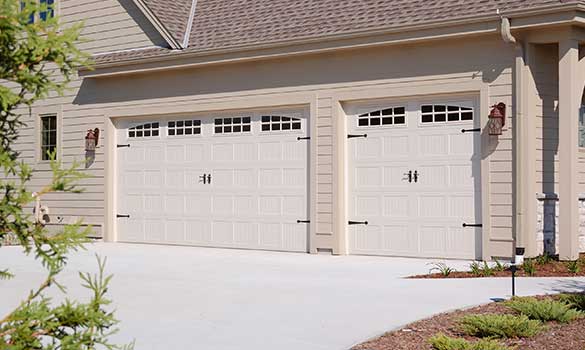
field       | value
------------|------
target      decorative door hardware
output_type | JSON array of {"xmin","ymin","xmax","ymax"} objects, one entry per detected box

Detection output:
[
  {"xmin": 461, "ymin": 128, "xmax": 481, "ymax": 133},
  {"xmin": 404, "ymin": 171, "xmax": 413, "ymax": 183},
  {"xmin": 462, "ymin": 223, "xmax": 483, "ymax": 228},
  {"xmin": 297, "ymin": 220, "xmax": 310, "ymax": 224},
  {"xmin": 348, "ymin": 134, "xmax": 368, "ymax": 139},
  {"xmin": 348, "ymin": 221, "xmax": 369, "ymax": 226},
  {"xmin": 117, "ymin": 214, "xmax": 130, "ymax": 219},
  {"xmin": 199, "ymin": 174, "xmax": 213, "ymax": 185},
  {"xmin": 413, "ymin": 170, "xmax": 419, "ymax": 183},
  {"xmin": 297, "ymin": 136, "xmax": 311, "ymax": 141},
  {"xmin": 117, "ymin": 144, "xmax": 131, "ymax": 148}
]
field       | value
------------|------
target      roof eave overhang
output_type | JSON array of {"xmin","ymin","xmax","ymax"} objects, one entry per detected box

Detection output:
[
  {"xmin": 132, "ymin": 0, "xmax": 184, "ymax": 49},
  {"xmin": 82, "ymin": 4, "xmax": 585, "ymax": 78}
]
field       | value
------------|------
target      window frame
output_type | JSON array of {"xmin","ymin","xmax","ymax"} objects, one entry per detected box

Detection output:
[
  {"xmin": 355, "ymin": 106, "xmax": 408, "ymax": 129},
  {"xmin": 127, "ymin": 122, "xmax": 161, "ymax": 140},
  {"xmin": 20, "ymin": 0, "xmax": 57, "ymax": 23},
  {"xmin": 39, "ymin": 114, "xmax": 58, "ymax": 162},
  {"xmin": 417, "ymin": 101, "xmax": 475, "ymax": 127}
]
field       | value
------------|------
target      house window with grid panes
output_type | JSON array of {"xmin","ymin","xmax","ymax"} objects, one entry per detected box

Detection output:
[
  {"xmin": 421, "ymin": 104, "xmax": 473, "ymax": 123},
  {"xmin": 20, "ymin": 0, "xmax": 55, "ymax": 23},
  {"xmin": 261, "ymin": 116, "xmax": 301, "ymax": 131},
  {"xmin": 40, "ymin": 115, "xmax": 57, "ymax": 161},
  {"xmin": 358, "ymin": 107, "xmax": 406, "ymax": 127}
]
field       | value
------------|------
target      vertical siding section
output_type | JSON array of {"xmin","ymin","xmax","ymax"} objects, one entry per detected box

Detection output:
[{"xmin": 316, "ymin": 97, "xmax": 334, "ymax": 236}]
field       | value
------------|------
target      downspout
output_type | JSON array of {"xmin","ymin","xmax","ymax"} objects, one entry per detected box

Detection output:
[{"xmin": 500, "ymin": 15, "xmax": 527, "ymax": 260}]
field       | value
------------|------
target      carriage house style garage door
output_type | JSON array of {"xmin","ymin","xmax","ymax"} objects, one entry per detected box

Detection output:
[
  {"xmin": 347, "ymin": 100, "xmax": 482, "ymax": 260},
  {"xmin": 116, "ymin": 110, "xmax": 310, "ymax": 253}
]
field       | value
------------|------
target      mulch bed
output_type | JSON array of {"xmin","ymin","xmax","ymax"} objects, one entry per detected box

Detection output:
[
  {"xmin": 352, "ymin": 295, "xmax": 585, "ymax": 350},
  {"xmin": 410, "ymin": 254, "xmax": 585, "ymax": 279}
]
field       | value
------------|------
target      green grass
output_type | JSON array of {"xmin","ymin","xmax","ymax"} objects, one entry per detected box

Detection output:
[
  {"xmin": 566, "ymin": 260, "xmax": 581, "ymax": 274},
  {"xmin": 459, "ymin": 314, "xmax": 543, "ymax": 338},
  {"xmin": 429, "ymin": 334, "xmax": 512, "ymax": 350},
  {"xmin": 506, "ymin": 297, "xmax": 583, "ymax": 323}
]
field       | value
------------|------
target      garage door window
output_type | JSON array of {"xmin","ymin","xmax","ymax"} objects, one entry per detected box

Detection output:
[
  {"xmin": 261, "ymin": 115, "xmax": 302, "ymax": 131},
  {"xmin": 214, "ymin": 117, "xmax": 251, "ymax": 134},
  {"xmin": 421, "ymin": 105, "xmax": 473, "ymax": 124},
  {"xmin": 357, "ymin": 107, "xmax": 406, "ymax": 127},
  {"xmin": 168, "ymin": 120, "xmax": 201, "ymax": 136},
  {"xmin": 128, "ymin": 123, "xmax": 160, "ymax": 138}
]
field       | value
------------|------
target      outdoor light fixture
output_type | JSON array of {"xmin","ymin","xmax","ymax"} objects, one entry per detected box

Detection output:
[
  {"xmin": 487, "ymin": 103, "xmax": 506, "ymax": 136},
  {"xmin": 85, "ymin": 128, "xmax": 100, "ymax": 152},
  {"xmin": 510, "ymin": 247, "xmax": 525, "ymax": 297}
]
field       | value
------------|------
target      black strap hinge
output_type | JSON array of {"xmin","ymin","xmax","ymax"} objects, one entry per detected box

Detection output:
[
  {"xmin": 349, "ymin": 220, "xmax": 369, "ymax": 226},
  {"xmin": 348, "ymin": 134, "xmax": 368, "ymax": 139},
  {"xmin": 117, "ymin": 144, "xmax": 131, "ymax": 148},
  {"xmin": 297, "ymin": 137, "xmax": 311, "ymax": 141},
  {"xmin": 461, "ymin": 128, "xmax": 481, "ymax": 133},
  {"xmin": 117, "ymin": 214, "xmax": 130, "ymax": 219},
  {"xmin": 462, "ymin": 223, "xmax": 483, "ymax": 228},
  {"xmin": 297, "ymin": 220, "xmax": 310, "ymax": 224}
]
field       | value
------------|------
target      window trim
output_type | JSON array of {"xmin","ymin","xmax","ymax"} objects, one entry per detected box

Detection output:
[
  {"xmin": 355, "ymin": 106, "xmax": 407, "ymax": 129},
  {"xmin": 417, "ymin": 101, "xmax": 475, "ymax": 127},
  {"xmin": 127, "ymin": 122, "xmax": 161, "ymax": 139},
  {"xmin": 38, "ymin": 113, "xmax": 59, "ymax": 162}
]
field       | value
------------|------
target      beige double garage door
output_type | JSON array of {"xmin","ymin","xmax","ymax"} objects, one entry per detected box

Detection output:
[{"xmin": 115, "ymin": 100, "xmax": 482, "ymax": 259}]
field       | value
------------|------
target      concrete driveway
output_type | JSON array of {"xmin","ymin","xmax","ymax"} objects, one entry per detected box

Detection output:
[{"xmin": 1, "ymin": 243, "xmax": 584, "ymax": 350}]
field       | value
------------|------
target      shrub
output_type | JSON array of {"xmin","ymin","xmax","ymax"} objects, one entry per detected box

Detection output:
[
  {"xmin": 429, "ymin": 262, "xmax": 456, "ymax": 277},
  {"xmin": 506, "ymin": 297, "xmax": 583, "ymax": 323},
  {"xmin": 566, "ymin": 260, "xmax": 581, "ymax": 274},
  {"xmin": 429, "ymin": 334, "xmax": 512, "ymax": 350},
  {"xmin": 522, "ymin": 259, "xmax": 536, "ymax": 276},
  {"xmin": 559, "ymin": 294, "xmax": 585, "ymax": 312},
  {"xmin": 459, "ymin": 314, "xmax": 543, "ymax": 338}
]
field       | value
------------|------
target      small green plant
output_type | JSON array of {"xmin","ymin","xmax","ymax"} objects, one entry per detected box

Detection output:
[
  {"xmin": 494, "ymin": 260, "xmax": 509, "ymax": 272},
  {"xmin": 469, "ymin": 261, "xmax": 482, "ymax": 277},
  {"xmin": 459, "ymin": 314, "xmax": 543, "ymax": 338},
  {"xmin": 566, "ymin": 260, "xmax": 581, "ymax": 274},
  {"xmin": 429, "ymin": 262, "xmax": 456, "ymax": 277},
  {"xmin": 481, "ymin": 262, "xmax": 495, "ymax": 277},
  {"xmin": 506, "ymin": 297, "xmax": 583, "ymax": 323},
  {"xmin": 535, "ymin": 253, "xmax": 555, "ymax": 265},
  {"xmin": 559, "ymin": 294, "xmax": 585, "ymax": 312},
  {"xmin": 522, "ymin": 259, "xmax": 536, "ymax": 276},
  {"xmin": 429, "ymin": 334, "xmax": 512, "ymax": 350}
]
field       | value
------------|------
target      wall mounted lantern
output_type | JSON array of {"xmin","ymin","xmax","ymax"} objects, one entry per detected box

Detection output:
[
  {"xmin": 487, "ymin": 103, "xmax": 506, "ymax": 136},
  {"xmin": 85, "ymin": 128, "xmax": 100, "ymax": 152}
]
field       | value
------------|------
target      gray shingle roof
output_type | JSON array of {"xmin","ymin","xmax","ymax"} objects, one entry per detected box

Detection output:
[
  {"xmin": 94, "ymin": 0, "xmax": 581, "ymax": 66},
  {"xmin": 143, "ymin": 0, "xmax": 193, "ymax": 45}
]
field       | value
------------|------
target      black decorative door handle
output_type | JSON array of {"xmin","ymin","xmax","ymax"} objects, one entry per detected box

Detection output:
[
  {"xmin": 199, "ymin": 174, "xmax": 207, "ymax": 184},
  {"xmin": 404, "ymin": 171, "xmax": 413, "ymax": 183},
  {"xmin": 413, "ymin": 171, "xmax": 419, "ymax": 183},
  {"xmin": 207, "ymin": 174, "xmax": 212, "ymax": 185}
]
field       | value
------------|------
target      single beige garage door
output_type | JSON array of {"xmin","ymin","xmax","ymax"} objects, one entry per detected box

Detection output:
[
  {"xmin": 347, "ymin": 100, "xmax": 482, "ymax": 259},
  {"xmin": 116, "ymin": 110, "xmax": 310, "ymax": 252}
]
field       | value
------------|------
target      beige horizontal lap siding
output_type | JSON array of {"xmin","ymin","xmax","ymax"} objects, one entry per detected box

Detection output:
[
  {"xmin": 60, "ymin": 0, "xmax": 165, "ymax": 54},
  {"xmin": 8, "ymin": 0, "xmax": 165, "ymax": 232}
]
